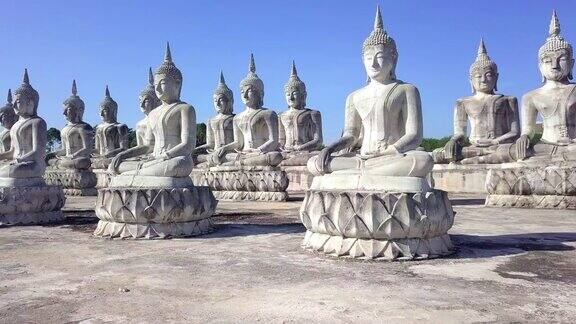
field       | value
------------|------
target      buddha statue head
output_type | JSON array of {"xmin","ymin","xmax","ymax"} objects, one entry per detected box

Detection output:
[
  {"xmin": 100, "ymin": 85, "xmax": 118, "ymax": 123},
  {"xmin": 469, "ymin": 39, "xmax": 498, "ymax": 94},
  {"xmin": 13, "ymin": 69, "xmax": 39, "ymax": 118},
  {"xmin": 0, "ymin": 89, "xmax": 18, "ymax": 130},
  {"xmin": 139, "ymin": 67, "xmax": 161, "ymax": 115},
  {"xmin": 154, "ymin": 42, "xmax": 183, "ymax": 104},
  {"xmin": 362, "ymin": 5, "xmax": 398, "ymax": 84},
  {"xmin": 62, "ymin": 80, "xmax": 85, "ymax": 124},
  {"xmin": 240, "ymin": 54, "xmax": 264, "ymax": 109},
  {"xmin": 284, "ymin": 61, "xmax": 307, "ymax": 110},
  {"xmin": 214, "ymin": 71, "xmax": 234, "ymax": 115},
  {"xmin": 538, "ymin": 11, "xmax": 574, "ymax": 83}
]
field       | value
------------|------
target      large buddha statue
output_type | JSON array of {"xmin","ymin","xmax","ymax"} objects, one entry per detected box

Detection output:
[
  {"xmin": 0, "ymin": 69, "xmax": 65, "ymax": 225},
  {"xmin": 96, "ymin": 43, "xmax": 217, "ymax": 239},
  {"xmin": 433, "ymin": 39, "xmax": 520, "ymax": 164},
  {"xmin": 46, "ymin": 80, "xmax": 94, "ymax": 170},
  {"xmin": 278, "ymin": 61, "xmax": 323, "ymax": 166},
  {"xmin": 136, "ymin": 68, "xmax": 161, "ymax": 146},
  {"xmin": 194, "ymin": 71, "xmax": 235, "ymax": 167},
  {"xmin": 205, "ymin": 54, "xmax": 282, "ymax": 167},
  {"xmin": 0, "ymin": 89, "xmax": 18, "ymax": 154},
  {"xmin": 92, "ymin": 86, "xmax": 129, "ymax": 169},
  {"xmin": 300, "ymin": 6, "xmax": 454, "ymax": 260},
  {"xmin": 307, "ymin": 9, "xmax": 432, "ymax": 178}
]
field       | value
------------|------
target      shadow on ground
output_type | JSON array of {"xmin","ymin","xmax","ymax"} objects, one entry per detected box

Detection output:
[
  {"xmin": 451, "ymin": 232, "xmax": 576, "ymax": 259},
  {"xmin": 450, "ymin": 198, "xmax": 486, "ymax": 206}
]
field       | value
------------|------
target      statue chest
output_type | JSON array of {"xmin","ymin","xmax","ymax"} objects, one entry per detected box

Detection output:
[
  {"xmin": 281, "ymin": 110, "xmax": 314, "ymax": 145},
  {"xmin": 0, "ymin": 130, "xmax": 10, "ymax": 152},
  {"xmin": 61, "ymin": 125, "xmax": 86, "ymax": 152},
  {"xmin": 210, "ymin": 116, "xmax": 234, "ymax": 147},
  {"xmin": 12, "ymin": 119, "xmax": 36, "ymax": 155},
  {"xmin": 96, "ymin": 124, "xmax": 117, "ymax": 147},
  {"xmin": 236, "ymin": 109, "xmax": 269, "ymax": 149}
]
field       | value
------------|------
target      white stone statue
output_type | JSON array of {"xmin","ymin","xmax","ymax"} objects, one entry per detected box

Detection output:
[
  {"xmin": 96, "ymin": 43, "xmax": 217, "ymax": 239},
  {"xmin": 0, "ymin": 89, "xmax": 18, "ymax": 155},
  {"xmin": 278, "ymin": 61, "xmax": 323, "ymax": 166},
  {"xmin": 300, "ymin": 6, "xmax": 454, "ymax": 260},
  {"xmin": 195, "ymin": 71, "xmax": 235, "ymax": 167},
  {"xmin": 307, "ymin": 9, "xmax": 432, "ymax": 178},
  {"xmin": 46, "ymin": 80, "xmax": 94, "ymax": 170},
  {"xmin": 136, "ymin": 68, "xmax": 161, "ymax": 146},
  {"xmin": 433, "ymin": 39, "xmax": 520, "ymax": 164},
  {"xmin": 0, "ymin": 69, "xmax": 65, "ymax": 225},
  {"xmin": 205, "ymin": 54, "xmax": 282, "ymax": 167},
  {"xmin": 92, "ymin": 86, "xmax": 129, "ymax": 169}
]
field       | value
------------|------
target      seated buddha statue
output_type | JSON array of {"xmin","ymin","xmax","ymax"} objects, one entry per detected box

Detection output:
[
  {"xmin": 278, "ymin": 61, "xmax": 323, "ymax": 166},
  {"xmin": 307, "ymin": 7, "xmax": 432, "ymax": 178},
  {"xmin": 136, "ymin": 68, "xmax": 161, "ymax": 146},
  {"xmin": 206, "ymin": 54, "xmax": 282, "ymax": 167},
  {"xmin": 471, "ymin": 11, "xmax": 576, "ymax": 164},
  {"xmin": 46, "ymin": 80, "xmax": 94, "ymax": 170},
  {"xmin": 0, "ymin": 89, "xmax": 18, "ymax": 155},
  {"xmin": 0, "ymin": 70, "xmax": 48, "ymax": 183},
  {"xmin": 433, "ymin": 39, "xmax": 520, "ymax": 164},
  {"xmin": 91, "ymin": 86, "xmax": 129, "ymax": 169},
  {"xmin": 195, "ymin": 71, "xmax": 235, "ymax": 167},
  {"xmin": 109, "ymin": 43, "xmax": 197, "ymax": 182}
]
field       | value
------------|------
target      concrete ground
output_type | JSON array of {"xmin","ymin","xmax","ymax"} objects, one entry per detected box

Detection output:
[{"xmin": 1, "ymin": 193, "xmax": 575, "ymax": 323}]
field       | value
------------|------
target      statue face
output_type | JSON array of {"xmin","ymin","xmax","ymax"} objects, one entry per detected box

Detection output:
[
  {"xmin": 213, "ymin": 94, "xmax": 232, "ymax": 114},
  {"xmin": 14, "ymin": 94, "xmax": 36, "ymax": 117},
  {"xmin": 63, "ymin": 104, "xmax": 81, "ymax": 123},
  {"xmin": 139, "ymin": 96, "xmax": 157, "ymax": 115},
  {"xmin": 286, "ymin": 90, "xmax": 306, "ymax": 109},
  {"xmin": 363, "ymin": 45, "xmax": 396, "ymax": 83},
  {"xmin": 539, "ymin": 49, "xmax": 574, "ymax": 82},
  {"xmin": 470, "ymin": 68, "xmax": 498, "ymax": 93},
  {"xmin": 100, "ymin": 105, "xmax": 115, "ymax": 123},
  {"xmin": 155, "ymin": 75, "xmax": 181, "ymax": 103},
  {"xmin": 241, "ymin": 86, "xmax": 261, "ymax": 108}
]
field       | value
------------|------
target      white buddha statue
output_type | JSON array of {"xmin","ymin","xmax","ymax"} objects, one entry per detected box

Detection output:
[
  {"xmin": 0, "ymin": 89, "xmax": 18, "ymax": 155},
  {"xmin": 136, "ymin": 68, "xmax": 161, "ymax": 146},
  {"xmin": 195, "ymin": 71, "xmax": 235, "ymax": 167},
  {"xmin": 278, "ymin": 62, "xmax": 323, "ymax": 166},
  {"xmin": 307, "ymin": 7, "xmax": 433, "ymax": 178}
]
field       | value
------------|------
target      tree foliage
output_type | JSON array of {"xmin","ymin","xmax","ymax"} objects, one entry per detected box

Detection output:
[
  {"xmin": 196, "ymin": 123, "xmax": 206, "ymax": 147},
  {"xmin": 420, "ymin": 136, "xmax": 451, "ymax": 152},
  {"xmin": 46, "ymin": 127, "xmax": 61, "ymax": 152}
]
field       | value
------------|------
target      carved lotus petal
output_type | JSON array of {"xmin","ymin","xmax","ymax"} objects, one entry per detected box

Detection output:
[
  {"xmin": 307, "ymin": 192, "xmax": 326, "ymax": 229},
  {"xmin": 358, "ymin": 238, "xmax": 387, "ymax": 259},
  {"xmin": 343, "ymin": 215, "xmax": 371, "ymax": 239},
  {"xmin": 334, "ymin": 193, "xmax": 356, "ymax": 234},
  {"xmin": 359, "ymin": 194, "xmax": 390, "ymax": 235},
  {"xmin": 318, "ymin": 215, "xmax": 339, "ymax": 236}
]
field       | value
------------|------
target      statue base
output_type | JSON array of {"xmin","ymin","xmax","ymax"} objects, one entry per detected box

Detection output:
[
  {"xmin": 281, "ymin": 165, "xmax": 314, "ymax": 192},
  {"xmin": 0, "ymin": 183, "xmax": 66, "ymax": 225},
  {"xmin": 93, "ymin": 169, "xmax": 111, "ymax": 189},
  {"xmin": 300, "ymin": 172, "xmax": 455, "ymax": 260},
  {"xmin": 195, "ymin": 166, "xmax": 289, "ymax": 201},
  {"xmin": 44, "ymin": 168, "xmax": 97, "ymax": 196},
  {"xmin": 485, "ymin": 163, "xmax": 576, "ymax": 209},
  {"xmin": 431, "ymin": 163, "xmax": 495, "ymax": 194},
  {"xmin": 94, "ymin": 177, "xmax": 218, "ymax": 239}
]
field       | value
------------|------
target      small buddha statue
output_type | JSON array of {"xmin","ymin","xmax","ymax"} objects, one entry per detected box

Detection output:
[
  {"xmin": 472, "ymin": 11, "xmax": 576, "ymax": 163},
  {"xmin": 109, "ymin": 43, "xmax": 197, "ymax": 179},
  {"xmin": 136, "ymin": 67, "xmax": 161, "ymax": 146},
  {"xmin": 92, "ymin": 86, "xmax": 129, "ymax": 169},
  {"xmin": 433, "ymin": 39, "xmax": 520, "ymax": 164},
  {"xmin": 278, "ymin": 61, "xmax": 323, "ymax": 166},
  {"xmin": 46, "ymin": 80, "xmax": 94, "ymax": 170},
  {"xmin": 206, "ymin": 54, "xmax": 282, "ymax": 167},
  {"xmin": 195, "ymin": 71, "xmax": 235, "ymax": 167},
  {"xmin": 307, "ymin": 7, "xmax": 432, "ymax": 178},
  {"xmin": 0, "ymin": 70, "xmax": 48, "ymax": 181},
  {"xmin": 0, "ymin": 89, "xmax": 18, "ymax": 154}
]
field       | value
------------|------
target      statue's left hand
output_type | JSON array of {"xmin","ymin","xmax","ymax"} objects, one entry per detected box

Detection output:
[{"xmin": 110, "ymin": 154, "xmax": 124, "ymax": 174}]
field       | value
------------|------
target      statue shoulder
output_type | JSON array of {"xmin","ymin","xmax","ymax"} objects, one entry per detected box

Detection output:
[
  {"xmin": 261, "ymin": 108, "xmax": 278, "ymax": 118},
  {"xmin": 396, "ymin": 82, "xmax": 420, "ymax": 96},
  {"xmin": 30, "ymin": 116, "xmax": 47, "ymax": 129},
  {"xmin": 117, "ymin": 123, "xmax": 129, "ymax": 132},
  {"xmin": 522, "ymin": 89, "xmax": 540, "ymax": 105},
  {"xmin": 78, "ymin": 122, "xmax": 93, "ymax": 131},
  {"xmin": 346, "ymin": 88, "xmax": 365, "ymax": 106},
  {"xmin": 175, "ymin": 102, "xmax": 194, "ymax": 112}
]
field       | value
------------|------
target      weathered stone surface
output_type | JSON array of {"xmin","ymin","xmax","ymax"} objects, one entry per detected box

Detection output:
[
  {"xmin": 94, "ymin": 185, "xmax": 217, "ymax": 239},
  {"xmin": 44, "ymin": 168, "xmax": 97, "ymax": 196},
  {"xmin": 485, "ymin": 164, "xmax": 576, "ymax": 209},
  {"xmin": 431, "ymin": 164, "xmax": 492, "ymax": 193},
  {"xmin": 0, "ymin": 185, "xmax": 65, "ymax": 225},
  {"xmin": 195, "ymin": 166, "xmax": 289, "ymax": 201},
  {"xmin": 94, "ymin": 169, "xmax": 111, "ymax": 189},
  {"xmin": 281, "ymin": 165, "xmax": 314, "ymax": 191},
  {"xmin": 300, "ymin": 189, "xmax": 454, "ymax": 260}
]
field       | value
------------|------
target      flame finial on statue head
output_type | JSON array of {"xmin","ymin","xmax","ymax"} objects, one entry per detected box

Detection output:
[
  {"xmin": 155, "ymin": 42, "xmax": 183, "ymax": 82},
  {"xmin": 240, "ymin": 53, "xmax": 265, "ymax": 97},
  {"xmin": 214, "ymin": 70, "xmax": 234, "ymax": 107},
  {"xmin": 63, "ymin": 79, "xmax": 85, "ymax": 113},
  {"xmin": 539, "ymin": 10, "xmax": 572, "ymax": 59},
  {"xmin": 470, "ymin": 38, "xmax": 498, "ymax": 77},
  {"xmin": 284, "ymin": 60, "xmax": 307, "ymax": 96},
  {"xmin": 362, "ymin": 5, "xmax": 397, "ymax": 57},
  {"xmin": 14, "ymin": 68, "xmax": 40, "ymax": 109}
]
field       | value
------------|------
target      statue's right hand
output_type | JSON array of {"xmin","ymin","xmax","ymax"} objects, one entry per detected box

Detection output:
[
  {"xmin": 110, "ymin": 154, "xmax": 124, "ymax": 174},
  {"xmin": 445, "ymin": 140, "xmax": 458, "ymax": 159},
  {"xmin": 315, "ymin": 148, "xmax": 332, "ymax": 174},
  {"xmin": 515, "ymin": 135, "xmax": 530, "ymax": 160}
]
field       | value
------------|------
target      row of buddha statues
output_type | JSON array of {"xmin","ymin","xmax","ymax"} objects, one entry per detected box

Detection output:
[{"xmin": 0, "ymin": 5, "xmax": 573, "ymax": 257}]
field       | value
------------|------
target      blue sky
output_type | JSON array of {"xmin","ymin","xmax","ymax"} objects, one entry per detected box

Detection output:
[{"xmin": 1, "ymin": 0, "xmax": 575, "ymax": 142}]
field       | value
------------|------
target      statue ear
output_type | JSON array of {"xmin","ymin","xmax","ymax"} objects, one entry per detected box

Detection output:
[{"xmin": 494, "ymin": 73, "xmax": 499, "ymax": 92}]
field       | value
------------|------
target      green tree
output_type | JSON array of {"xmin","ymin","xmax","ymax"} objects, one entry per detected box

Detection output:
[
  {"xmin": 196, "ymin": 122, "xmax": 206, "ymax": 147},
  {"xmin": 128, "ymin": 128, "xmax": 137, "ymax": 148},
  {"xmin": 420, "ymin": 136, "xmax": 452, "ymax": 152},
  {"xmin": 46, "ymin": 127, "xmax": 61, "ymax": 152}
]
